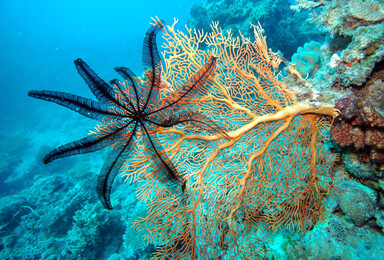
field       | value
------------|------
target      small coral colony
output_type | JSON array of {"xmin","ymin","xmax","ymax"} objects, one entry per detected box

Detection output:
[{"xmin": 29, "ymin": 17, "xmax": 340, "ymax": 258}]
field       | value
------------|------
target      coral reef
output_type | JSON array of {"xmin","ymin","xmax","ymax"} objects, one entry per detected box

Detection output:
[
  {"xmin": 291, "ymin": 0, "xmax": 384, "ymax": 88},
  {"xmin": 291, "ymin": 40, "xmax": 322, "ymax": 78},
  {"xmin": 268, "ymin": 212, "xmax": 384, "ymax": 259},
  {"xmin": 0, "ymin": 164, "xmax": 148, "ymax": 259},
  {"xmin": 7, "ymin": 0, "xmax": 384, "ymax": 257},
  {"xmin": 188, "ymin": 0, "xmax": 323, "ymax": 59},
  {"xmin": 121, "ymin": 201, "xmax": 154, "ymax": 258},
  {"xmin": 117, "ymin": 18, "xmax": 340, "ymax": 259},
  {"xmin": 330, "ymin": 65, "xmax": 384, "ymax": 175},
  {"xmin": 296, "ymin": 0, "xmax": 384, "ymax": 36},
  {"xmin": 289, "ymin": 1, "xmax": 384, "ymax": 196},
  {"xmin": 336, "ymin": 182, "xmax": 375, "ymax": 226}
]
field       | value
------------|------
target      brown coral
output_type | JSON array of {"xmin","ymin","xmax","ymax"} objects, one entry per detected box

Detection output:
[
  {"xmin": 330, "ymin": 121, "xmax": 362, "ymax": 148},
  {"xmin": 331, "ymin": 68, "xmax": 384, "ymax": 164}
]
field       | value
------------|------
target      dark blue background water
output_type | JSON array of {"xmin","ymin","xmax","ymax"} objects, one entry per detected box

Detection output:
[{"xmin": 0, "ymin": 0, "xmax": 198, "ymax": 132}]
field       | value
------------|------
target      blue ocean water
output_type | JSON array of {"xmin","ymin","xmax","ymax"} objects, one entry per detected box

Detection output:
[{"xmin": 0, "ymin": 0, "xmax": 197, "ymax": 132}]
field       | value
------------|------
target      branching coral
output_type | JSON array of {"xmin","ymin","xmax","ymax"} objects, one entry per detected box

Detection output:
[{"xmin": 119, "ymin": 19, "xmax": 339, "ymax": 259}]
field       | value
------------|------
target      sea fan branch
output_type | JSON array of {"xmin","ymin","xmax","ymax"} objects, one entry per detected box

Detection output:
[{"xmin": 148, "ymin": 56, "xmax": 217, "ymax": 115}]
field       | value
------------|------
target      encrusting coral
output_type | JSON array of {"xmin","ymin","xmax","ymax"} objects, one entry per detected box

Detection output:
[
  {"xmin": 290, "ymin": 0, "xmax": 384, "ymax": 179},
  {"xmin": 331, "ymin": 65, "xmax": 384, "ymax": 173},
  {"xmin": 292, "ymin": 0, "xmax": 384, "ymax": 35},
  {"xmin": 117, "ymin": 18, "xmax": 340, "ymax": 259},
  {"xmin": 291, "ymin": 0, "xmax": 384, "ymax": 88}
]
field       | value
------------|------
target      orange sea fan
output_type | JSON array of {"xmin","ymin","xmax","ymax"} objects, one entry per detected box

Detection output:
[{"xmin": 124, "ymin": 18, "xmax": 339, "ymax": 259}]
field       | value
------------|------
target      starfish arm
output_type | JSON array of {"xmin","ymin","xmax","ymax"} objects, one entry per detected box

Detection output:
[
  {"xmin": 109, "ymin": 79, "xmax": 137, "ymax": 116},
  {"xmin": 28, "ymin": 90, "xmax": 124, "ymax": 121},
  {"xmin": 142, "ymin": 122, "xmax": 182, "ymax": 188},
  {"xmin": 113, "ymin": 67, "xmax": 142, "ymax": 111},
  {"xmin": 43, "ymin": 120, "xmax": 134, "ymax": 164},
  {"xmin": 148, "ymin": 56, "xmax": 216, "ymax": 115},
  {"xmin": 96, "ymin": 122, "xmax": 138, "ymax": 210},
  {"xmin": 74, "ymin": 58, "xmax": 126, "ymax": 109},
  {"xmin": 141, "ymin": 21, "xmax": 165, "ymax": 111}
]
